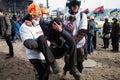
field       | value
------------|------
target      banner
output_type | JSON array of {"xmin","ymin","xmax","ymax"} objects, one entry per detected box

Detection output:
[{"xmin": 94, "ymin": 6, "xmax": 104, "ymax": 14}]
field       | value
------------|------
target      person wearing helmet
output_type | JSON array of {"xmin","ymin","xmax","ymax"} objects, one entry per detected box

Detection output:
[
  {"xmin": 20, "ymin": 3, "xmax": 61, "ymax": 80},
  {"xmin": 62, "ymin": 0, "xmax": 88, "ymax": 80},
  {"xmin": 87, "ymin": 16, "xmax": 94, "ymax": 54},
  {"xmin": 41, "ymin": 8, "xmax": 49, "ymax": 15},
  {"xmin": 40, "ymin": 8, "xmax": 51, "ymax": 21}
]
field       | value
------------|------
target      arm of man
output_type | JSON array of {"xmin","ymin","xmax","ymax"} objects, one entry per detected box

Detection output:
[
  {"xmin": 74, "ymin": 29, "xmax": 87, "ymax": 43},
  {"xmin": 23, "ymin": 39, "xmax": 38, "ymax": 49},
  {"xmin": 74, "ymin": 13, "xmax": 88, "ymax": 43},
  {"xmin": 4, "ymin": 16, "xmax": 12, "ymax": 35},
  {"xmin": 20, "ymin": 25, "xmax": 38, "ymax": 49},
  {"xmin": 52, "ymin": 21, "xmax": 72, "ymax": 41}
]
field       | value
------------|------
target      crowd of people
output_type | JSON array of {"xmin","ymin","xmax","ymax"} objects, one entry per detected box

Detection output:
[
  {"xmin": 102, "ymin": 17, "xmax": 120, "ymax": 52},
  {"xmin": 0, "ymin": 0, "xmax": 120, "ymax": 80}
]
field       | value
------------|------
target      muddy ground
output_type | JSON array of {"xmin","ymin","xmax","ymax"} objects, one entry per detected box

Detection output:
[{"xmin": 0, "ymin": 39, "xmax": 120, "ymax": 80}]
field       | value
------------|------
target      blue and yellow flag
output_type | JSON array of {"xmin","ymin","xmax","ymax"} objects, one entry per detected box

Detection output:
[
  {"xmin": 109, "ymin": 8, "xmax": 118, "ymax": 16},
  {"xmin": 117, "ymin": 9, "xmax": 120, "ymax": 14}
]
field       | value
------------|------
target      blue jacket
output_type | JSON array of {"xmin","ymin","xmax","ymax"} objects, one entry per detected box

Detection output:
[{"xmin": 15, "ymin": 22, "xmax": 20, "ymax": 33}]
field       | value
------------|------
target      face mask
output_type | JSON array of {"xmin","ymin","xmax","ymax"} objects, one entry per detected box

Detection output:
[{"xmin": 32, "ymin": 19, "xmax": 39, "ymax": 26}]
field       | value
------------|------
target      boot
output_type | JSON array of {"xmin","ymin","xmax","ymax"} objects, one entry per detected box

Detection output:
[
  {"xmin": 73, "ymin": 73, "xmax": 81, "ymax": 80},
  {"xmin": 51, "ymin": 60, "xmax": 61, "ymax": 74},
  {"xmin": 69, "ymin": 66, "xmax": 81, "ymax": 80}
]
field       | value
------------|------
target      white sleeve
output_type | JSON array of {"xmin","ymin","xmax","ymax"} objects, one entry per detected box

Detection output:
[
  {"xmin": 79, "ymin": 13, "xmax": 88, "ymax": 30},
  {"xmin": 20, "ymin": 24, "xmax": 33, "ymax": 42}
]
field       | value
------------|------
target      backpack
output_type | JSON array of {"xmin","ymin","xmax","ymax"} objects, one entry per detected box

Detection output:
[{"xmin": 87, "ymin": 20, "xmax": 95, "ymax": 36}]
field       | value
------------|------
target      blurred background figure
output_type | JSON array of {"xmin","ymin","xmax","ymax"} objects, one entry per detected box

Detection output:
[
  {"xmin": 111, "ymin": 18, "xmax": 119, "ymax": 52},
  {"xmin": 12, "ymin": 15, "xmax": 21, "ymax": 43},
  {"xmin": 41, "ymin": 8, "xmax": 50, "ymax": 20},
  {"xmin": 102, "ymin": 18, "xmax": 111, "ymax": 49},
  {"xmin": 93, "ymin": 21, "xmax": 100, "ymax": 49},
  {"xmin": 0, "ymin": 9, "xmax": 14, "ymax": 58},
  {"xmin": 87, "ymin": 16, "xmax": 95, "ymax": 54}
]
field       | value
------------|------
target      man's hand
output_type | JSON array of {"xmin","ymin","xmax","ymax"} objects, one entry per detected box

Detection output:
[
  {"xmin": 52, "ymin": 22, "xmax": 62, "ymax": 32},
  {"xmin": 25, "ymin": 20, "xmax": 32, "ymax": 27}
]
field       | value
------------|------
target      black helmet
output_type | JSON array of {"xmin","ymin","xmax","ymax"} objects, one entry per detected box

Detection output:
[
  {"xmin": 67, "ymin": 0, "xmax": 81, "ymax": 14},
  {"xmin": 69, "ymin": 0, "xmax": 81, "ymax": 7}
]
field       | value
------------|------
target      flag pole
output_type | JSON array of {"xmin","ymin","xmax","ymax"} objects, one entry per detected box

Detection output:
[{"xmin": 46, "ymin": 0, "xmax": 49, "ymax": 8}]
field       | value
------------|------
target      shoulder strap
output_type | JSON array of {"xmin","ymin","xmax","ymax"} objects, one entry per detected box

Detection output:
[
  {"xmin": 77, "ymin": 12, "xmax": 83, "ymax": 30},
  {"xmin": 80, "ymin": 12, "xmax": 83, "ymax": 21}
]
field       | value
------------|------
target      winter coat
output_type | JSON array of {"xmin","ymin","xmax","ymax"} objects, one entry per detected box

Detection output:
[
  {"xmin": 0, "ymin": 15, "xmax": 12, "ymax": 36},
  {"xmin": 103, "ymin": 21, "xmax": 111, "ymax": 35}
]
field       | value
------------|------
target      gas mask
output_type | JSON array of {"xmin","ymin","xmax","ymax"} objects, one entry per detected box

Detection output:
[
  {"xmin": 66, "ymin": 15, "xmax": 76, "ymax": 22},
  {"xmin": 32, "ymin": 19, "xmax": 39, "ymax": 26}
]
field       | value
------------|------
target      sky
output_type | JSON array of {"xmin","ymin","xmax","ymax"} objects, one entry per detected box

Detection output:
[{"xmin": 33, "ymin": 0, "xmax": 120, "ymax": 10}]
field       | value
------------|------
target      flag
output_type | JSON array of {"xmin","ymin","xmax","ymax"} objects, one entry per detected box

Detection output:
[
  {"xmin": 94, "ymin": 6, "xmax": 104, "ymax": 14},
  {"xmin": 83, "ymin": 8, "xmax": 89, "ymax": 14},
  {"xmin": 109, "ymin": 8, "xmax": 118, "ymax": 16},
  {"xmin": 94, "ymin": 13, "xmax": 100, "ymax": 18},
  {"xmin": 117, "ymin": 9, "xmax": 120, "ymax": 14}
]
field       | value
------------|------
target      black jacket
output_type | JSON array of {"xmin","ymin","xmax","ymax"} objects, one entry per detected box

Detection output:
[
  {"xmin": 103, "ymin": 21, "xmax": 111, "ymax": 35},
  {"xmin": 40, "ymin": 18, "xmax": 71, "ymax": 47}
]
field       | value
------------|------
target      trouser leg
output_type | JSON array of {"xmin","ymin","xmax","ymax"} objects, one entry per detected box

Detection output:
[
  {"xmin": 59, "ymin": 35, "xmax": 80, "ymax": 79},
  {"xmin": 105, "ymin": 38, "xmax": 107, "ymax": 48},
  {"xmin": 30, "ymin": 59, "xmax": 50, "ymax": 80},
  {"xmin": 77, "ymin": 47, "xmax": 85, "ymax": 73},
  {"xmin": 84, "ymin": 42, "xmax": 88, "ymax": 60},
  {"xmin": 87, "ymin": 35, "xmax": 93, "ymax": 54},
  {"xmin": 52, "ymin": 35, "xmax": 77, "ymax": 64},
  {"xmin": 62, "ymin": 47, "xmax": 82, "ymax": 80},
  {"xmin": 93, "ymin": 32, "xmax": 97, "ymax": 49},
  {"xmin": 37, "ymin": 35, "xmax": 55, "ymax": 64},
  {"xmin": 66, "ymin": 40, "xmax": 77, "ymax": 66},
  {"xmin": 12, "ymin": 31, "xmax": 15, "ymax": 41},
  {"xmin": 5, "ymin": 35, "xmax": 14, "ymax": 56},
  {"xmin": 63, "ymin": 56, "xmax": 81, "ymax": 80},
  {"xmin": 106, "ymin": 38, "xmax": 109, "ymax": 48},
  {"xmin": 112, "ymin": 37, "xmax": 116, "ymax": 51},
  {"xmin": 103, "ymin": 37, "xmax": 106, "ymax": 47},
  {"xmin": 13, "ymin": 33, "xmax": 17, "ymax": 42},
  {"xmin": 37, "ymin": 36, "xmax": 61, "ymax": 74},
  {"xmin": 60, "ymin": 31, "xmax": 77, "ymax": 65},
  {"xmin": 114, "ymin": 36, "xmax": 119, "ymax": 51},
  {"xmin": 63, "ymin": 55, "xmax": 70, "ymax": 72}
]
